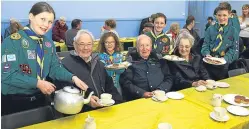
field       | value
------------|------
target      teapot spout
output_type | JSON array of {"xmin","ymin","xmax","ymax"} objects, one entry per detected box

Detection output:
[{"xmin": 83, "ymin": 91, "xmax": 94, "ymax": 104}]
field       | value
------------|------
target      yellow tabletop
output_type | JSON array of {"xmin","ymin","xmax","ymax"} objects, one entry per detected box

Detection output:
[{"xmin": 21, "ymin": 74, "xmax": 249, "ymax": 129}]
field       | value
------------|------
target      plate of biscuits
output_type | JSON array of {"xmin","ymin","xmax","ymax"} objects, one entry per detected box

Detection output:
[
  {"xmin": 223, "ymin": 94, "xmax": 249, "ymax": 107},
  {"xmin": 203, "ymin": 57, "xmax": 226, "ymax": 65},
  {"xmin": 105, "ymin": 61, "xmax": 131, "ymax": 70}
]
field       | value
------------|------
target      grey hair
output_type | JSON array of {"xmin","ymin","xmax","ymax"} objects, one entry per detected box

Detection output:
[
  {"xmin": 74, "ymin": 29, "xmax": 95, "ymax": 43},
  {"xmin": 174, "ymin": 31, "xmax": 195, "ymax": 49},
  {"xmin": 136, "ymin": 34, "xmax": 152, "ymax": 48}
]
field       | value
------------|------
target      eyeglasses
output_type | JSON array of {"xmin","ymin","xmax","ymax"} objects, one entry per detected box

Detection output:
[
  {"xmin": 179, "ymin": 45, "xmax": 191, "ymax": 49},
  {"xmin": 76, "ymin": 42, "xmax": 93, "ymax": 48},
  {"xmin": 104, "ymin": 41, "xmax": 115, "ymax": 45}
]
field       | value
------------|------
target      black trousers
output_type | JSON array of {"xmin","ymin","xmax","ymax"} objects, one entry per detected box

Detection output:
[
  {"xmin": 241, "ymin": 37, "xmax": 249, "ymax": 49},
  {"xmin": 1, "ymin": 93, "xmax": 47, "ymax": 116},
  {"xmin": 204, "ymin": 63, "xmax": 229, "ymax": 81}
]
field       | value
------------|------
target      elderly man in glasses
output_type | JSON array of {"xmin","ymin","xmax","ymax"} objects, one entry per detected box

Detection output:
[{"xmin": 58, "ymin": 30, "xmax": 123, "ymax": 112}]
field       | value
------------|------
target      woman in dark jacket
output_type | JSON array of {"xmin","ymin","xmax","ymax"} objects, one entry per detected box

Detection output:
[
  {"xmin": 168, "ymin": 32, "xmax": 211, "ymax": 91},
  {"xmin": 120, "ymin": 35, "xmax": 173, "ymax": 101}
]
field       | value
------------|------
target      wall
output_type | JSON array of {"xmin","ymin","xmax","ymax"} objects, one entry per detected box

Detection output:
[{"xmin": 1, "ymin": 1, "xmax": 188, "ymax": 40}]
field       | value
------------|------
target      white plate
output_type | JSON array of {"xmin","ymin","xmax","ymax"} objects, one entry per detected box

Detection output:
[
  {"xmin": 203, "ymin": 57, "xmax": 226, "ymax": 65},
  {"xmin": 223, "ymin": 94, "xmax": 249, "ymax": 107},
  {"xmin": 106, "ymin": 62, "xmax": 131, "ymax": 70},
  {"xmin": 98, "ymin": 99, "xmax": 115, "ymax": 107},
  {"xmin": 163, "ymin": 55, "xmax": 185, "ymax": 62},
  {"xmin": 214, "ymin": 82, "xmax": 230, "ymax": 88},
  {"xmin": 227, "ymin": 105, "xmax": 249, "ymax": 116},
  {"xmin": 210, "ymin": 112, "xmax": 230, "ymax": 122},
  {"xmin": 152, "ymin": 95, "xmax": 168, "ymax": 102},
  {"xmin": 166, "ymin": 92, "xmax": 184, "ymax": 100}
]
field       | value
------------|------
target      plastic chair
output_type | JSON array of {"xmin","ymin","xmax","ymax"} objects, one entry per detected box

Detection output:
[
  {"xmin": 228, "ymin": 68, "xmax": 247, "ymax": 77},
  {"xmin": 1, "ymin": 106, "xmax": 55, "ymax": 129},
  {"xmin": 57, "ymin": 51, "xmax": 70, "ymax": 57}
]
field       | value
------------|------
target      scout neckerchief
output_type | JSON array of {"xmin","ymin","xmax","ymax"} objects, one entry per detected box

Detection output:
[
  {"xmin": 23, "ymin": 26, "xmax": 45, "ymax": 80},
  {"xmin": 212, "ymin": 24, "xmax": 227, "ymax": 52},
  {"xmin": 151, "ymin": 31, "xmax": 164, "ymax": 49}
]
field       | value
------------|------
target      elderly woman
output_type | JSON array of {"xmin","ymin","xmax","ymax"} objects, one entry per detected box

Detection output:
[
  {"xmin": 120, "ymin": 34, "xmax": 173, "ymax": 101},
  {"xmin": 168, "ymin": 32, "xmax": 210, "ymax": 91}
]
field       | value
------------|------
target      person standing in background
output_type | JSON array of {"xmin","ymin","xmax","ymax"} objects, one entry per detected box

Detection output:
[
  {"xmin": 239, "ymin": 4, "xmax": 249, "ymax": 49},
  {"xmin": 65, "ymin": 19, "xmax": 82, "ymax": 50},
  {"xmin": 52, "ymin": 16, "xmax": 68, "ymax": 42}
]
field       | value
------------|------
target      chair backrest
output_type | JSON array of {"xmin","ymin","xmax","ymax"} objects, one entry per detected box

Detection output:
[
  {"xmin": 1, "ymin": 106, "xmax": 55, "ymax": 129},
  {"xmin": 228, "ymin": 68, "xmax": 247, "ymax": 77},
  {"xmin": 57, "ymin": 51, "xmax": 70, "ymax": 57}
]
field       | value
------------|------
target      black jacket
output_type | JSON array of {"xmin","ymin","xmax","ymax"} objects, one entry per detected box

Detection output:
[
  {"xmin": 120, "ymin": 51, "xmax": 173, "ymax": 101},
  {"xmin": 58, "ymin": 51, "xmax": 123, "ymax": 112},
  {"xmin": 168, "ymin": 54, "xmax": 210, "ymax": 91}
]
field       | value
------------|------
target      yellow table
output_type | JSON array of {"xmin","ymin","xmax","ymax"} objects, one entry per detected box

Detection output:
[
  {"xmin": 93, "ymin": 37, "xmax": 136, "ymax": 52},
  {"xmin": 21, "ymin": 74, "xmax": 249, "ymax": 129},
  {"xmin": 54, "ymin": 42, "xmax": 68, "ymax": 52}
]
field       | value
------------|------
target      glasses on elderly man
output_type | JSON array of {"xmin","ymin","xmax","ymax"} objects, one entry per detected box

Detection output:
[{"xmin": 76, "ymin": 42, "xmax": 93, "ymax": 48}]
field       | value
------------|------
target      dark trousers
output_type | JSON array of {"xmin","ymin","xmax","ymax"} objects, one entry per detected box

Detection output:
[
  {"xmin": 204, "ymin": 63, "xmax": 229, "ymax": 81},
  {"xmin": 241, "ymin": 37, "xmax": 249, "ymax": 49},
  {"xmin": 1, "ymin": 93, "xmax": 47, "ymax": 116}
]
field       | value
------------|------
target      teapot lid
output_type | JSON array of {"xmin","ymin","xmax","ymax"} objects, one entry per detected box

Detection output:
[{"xmin": 63, "ymin": 86, "xmax": 80, "ymax": 94}]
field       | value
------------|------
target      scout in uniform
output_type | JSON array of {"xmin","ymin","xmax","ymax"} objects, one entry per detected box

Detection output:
[
  {"xmin": 98, "ymin": 32, "xmax": 124, "ymax": 95},
  {"xmin": 1, "ymin": 2, "xmax": 88, "ymax": 115},
  {"xmin": 145, "ymin": 13, "xmax": 171, "ymax": 56},
  {"xmin": 201, "ymin": 5, "xmax": 239, "ymax": 80}
]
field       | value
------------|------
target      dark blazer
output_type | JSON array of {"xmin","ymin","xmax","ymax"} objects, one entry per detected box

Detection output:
[
  {"xmin": 168, "ymin": 54, "xmax": 210, "ymax": 91},
  {"xmin": 120, "ymin": 51, "xmax": 173, "ymax": 101}
]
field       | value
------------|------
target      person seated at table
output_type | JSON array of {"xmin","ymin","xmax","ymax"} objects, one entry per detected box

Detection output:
[
  {"xmin": 145, "ymin": 13, "xmax": 171, "ymax": 57},
  {"xmin": 98, "ymin": 32, "xmax": 124, "ymax": 95},
  {"xmin": 166, "ymin": 22, "xmax": 180, "ymax": 44},
  {"xmin": 141, "ymin": 22, "xmax": 154, "ymax": 34},
  {"xmin": 4, "ymin": 18, "xmax": 18, "ymax": 38},
  {"xmin": 201, "ymin": 5, "xmax": 239, "ymax": 80},
  {"xmin": 60, "ymin": 30, "xmax": 123, "ymax": 112},
  {"xmin": 65, "ymin": 19, "xmax": 82, "ymax": 51},
  {"xmin": 101, "ymin": 19, "xmax": 119, "ymax": 38},
  {"xmin": 168, "ymin": 32, "xmax": 210, "ymax": 91},
  {"xmin": 120, "ymin": 34, "xmax": 173, "ymax": 101},
  {"xmin": 52, "ymin": 16, "xmax": 68, "ymax": 43}
]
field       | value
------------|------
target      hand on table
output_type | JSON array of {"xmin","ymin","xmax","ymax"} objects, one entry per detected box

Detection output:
[{"xmin": 143, "ymin": 92, "xmax": 154, "ymax": 98}]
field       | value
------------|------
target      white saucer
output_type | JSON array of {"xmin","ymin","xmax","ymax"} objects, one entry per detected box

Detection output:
[
  {"xmin": 166, "ymin": 92, "xmax": 184, "ymax": 100},
  {"xmin": 214, "ymin": 82, "xmax": 230, "ymax": 88},
  {"xmin": 227, "ymin": 105, "xmax": 249, "ymax": 116},
  {"xmin": 99, "ymin": 99, "xmax": 115, "ymax": 107},
  {"xmin": 210, "ymin": 112, "xmax": 230, "ymax": 122},
  {"xmin": 152, "ymin": 95, "xmax": 168, "ymax": 102}
]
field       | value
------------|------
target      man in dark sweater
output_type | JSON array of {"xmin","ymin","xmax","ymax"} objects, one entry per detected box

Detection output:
[
  {"xmin": 183, "ymin": 15, "xmax": 200, "ymax": 45},
  {"xmin": 65, "ymin": 19, "xmax": 82, "ymax": 50},
  {"xmin": 60, "ymin": 29, "xmax": 123, "ymax": 112}
]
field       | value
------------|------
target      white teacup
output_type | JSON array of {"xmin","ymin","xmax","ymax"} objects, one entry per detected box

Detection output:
[
  {"xmin": 100, "ymin": 93, "xmax": 112, "ymax": 100},
  {"xmin": 214, "ymin": 107, "xmax": 227, "ymax": 119},
  {"xmin": 154, "ymin": 90, "xmax": 166, "ymax": 99},
  {"xmin": 211, "ymin": 94, "xmax": 223, "ymax": 107},
  {"xmin": 158, "ymin": 123, "xmax": 172, "ymax": 129}
]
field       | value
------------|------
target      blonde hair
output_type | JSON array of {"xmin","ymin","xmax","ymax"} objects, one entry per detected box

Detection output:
[
  {"xmin": 169, "ymin": 22, "xmax": 180, "ymax": 34},
  {"xmin": 242, "ymin": 4, "xmax": 249, "ymax": 22}
]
